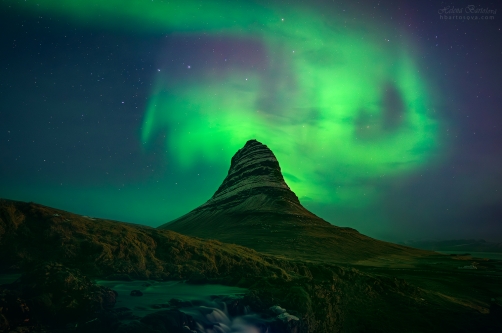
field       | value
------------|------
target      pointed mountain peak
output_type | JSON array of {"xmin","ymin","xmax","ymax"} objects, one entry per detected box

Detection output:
[
  {"xmin": 159, "ymin": 140, "xmax": 428, "ymax": 263},
  {"xmin": 211, "ymin": 139, "xmax": 297, "ymax": 204}
]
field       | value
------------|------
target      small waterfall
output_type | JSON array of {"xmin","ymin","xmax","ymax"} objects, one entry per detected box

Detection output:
[
  {"xmin": 180, "ymin": 297, "xmax": 273, "ymax": 333},
  {"xmin": 95, "ymin": 280, "xmax": 301, "ymax": 332}
]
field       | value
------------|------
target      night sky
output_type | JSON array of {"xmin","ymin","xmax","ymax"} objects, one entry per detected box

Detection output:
[{"xmin": 1, "ymin": 0, "xmax": 501, "ymax": 242}]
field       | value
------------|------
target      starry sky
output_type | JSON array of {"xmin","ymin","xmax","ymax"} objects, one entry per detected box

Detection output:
[{"xmin": 1, "ymin": 0, "xmax": 501, "ymax": 242}]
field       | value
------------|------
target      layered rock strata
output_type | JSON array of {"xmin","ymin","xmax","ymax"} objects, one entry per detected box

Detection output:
[{"xmin": 159, "ymin": 140, "xmax": 428, "ymax": 263}]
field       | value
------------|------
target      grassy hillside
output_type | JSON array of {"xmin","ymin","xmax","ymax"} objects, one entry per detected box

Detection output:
[
  {"xmin": 1, "ymin": 199, "xmax": 501, "ymax": 332},
  {"xmin": 0, "ymin": 199, "xmax": 289, "ymax": 282}
]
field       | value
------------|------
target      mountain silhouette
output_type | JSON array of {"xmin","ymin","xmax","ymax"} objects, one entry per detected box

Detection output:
[{"xmin": 159, "ymin": 140, "xmax": 428, "ymax": 263}]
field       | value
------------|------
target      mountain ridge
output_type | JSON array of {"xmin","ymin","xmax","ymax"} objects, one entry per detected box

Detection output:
[
  {"xmin": 401, "ymin": 239, "xmax": 502, "ymax": 253},
  {"xmin": 159, "ymin": 140, "xmax": 429, "ymax": 264}
]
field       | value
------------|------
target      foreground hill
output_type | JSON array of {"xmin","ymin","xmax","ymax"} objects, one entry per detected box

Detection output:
[
  {"xmin": 1, "ymin": 199, "xmax": 501, "ymax": 332},
  {"xmin": 0, "ymin": 199, "xmax": 281, "ymax": 281},
  {"xmin": 159, "ymin": 140, "xmax": 430, "ymax": 264}
]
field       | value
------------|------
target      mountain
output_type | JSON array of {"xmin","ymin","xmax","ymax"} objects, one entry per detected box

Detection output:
[
  {"xmin": 159, "ymin": 139, "xmax": 429, "ymax": 264},
  {"xmin": 401, "ymin": 239, "xmax": 502, "ymax": 253}
]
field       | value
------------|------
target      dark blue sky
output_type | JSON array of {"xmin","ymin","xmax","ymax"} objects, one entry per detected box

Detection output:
[{"xmin": 0, "ymin": 0, "xmax": 501, "ymax": 242}]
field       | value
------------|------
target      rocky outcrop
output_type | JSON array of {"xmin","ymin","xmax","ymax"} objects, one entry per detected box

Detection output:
[
  {"xmin": 159, "ymin": 140, "xmax": 429, "ymax": 263},
  {"xmin": 0, "ymin": 288, "xmax": 30, "ymax": 331},
  {"xmin": 13, "ymin": 262, "xmax": 116, "ymax": 324},
  {"xmin": 0, "ymin": 262, "xmax": 117, "ymax": 332},
  {"xmin": 163, "ymin": 140, "xmax": 319, "ymax": 220},
  {"xmin": 207, "ymin": 139, "xmax": 309, "ymax": 213}
]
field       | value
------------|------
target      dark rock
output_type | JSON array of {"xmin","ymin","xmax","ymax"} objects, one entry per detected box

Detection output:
[
  {"xmin": 0, "ymin": 288, "xmax": 30, "ymax": 331},
  {"xmin": 12, "ymin": 262, "xmax": 116, "ymax": 325},
  {"xmin": 140, "ymin": 309, "xmax": 196, "ymax": 333},
  {"xmin": 168, "ymin": 298, "xmax": 192, "ymax": 308},
  {"xmin": 182, "ymin": 325, "xmax": 198, "ymax": 333},
  {"xmin": 212, "ymin": 295, "xmax": 248, "ymax": 317},
  {"xmin": 111, "ymin": 307, "xmax": 140, "ymax": 321},
  {"xmin": 270, "ymin": 305, "xmax": 287, "ymax": 315},
  {"xmin": 130, "ymin": 290, "xmax": 143, "ymax": 297},
  {"xmin": 106, "ymin": 274, "xmax": 133, "ymax": 281},
  {"xmin": 277, "ymin": 312, "xmax": 299, "ymax": 322},
  {"xmin": 489, "ymin": 302, "xmax": 502, "ymax": 321},
  {"xmin": 114, "ymin": 320, "xmax": 159, "ymax": 333},
  {"xmin": 114, "ymin": 307, "xmax": 131, "ymax": 312},
  {"xmin": 100, "ymin": 289, "xmax": 117, "ymax": 309},
  {"xmin": 270, "ymin": 312, "xmax": 306, "ymax": 333},
  {"xmin": 168, "ymin": 298, "xmax": 183, "ymax": 306},
  {"xmin": 75, "ymin": 317, "xmax": 102, "ymax": 332}
]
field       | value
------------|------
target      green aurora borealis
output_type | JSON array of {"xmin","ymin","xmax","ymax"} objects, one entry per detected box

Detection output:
[
  {"xmin": 143, "ymin": 40, "xmax": 438, "ymax": 206},
  {"xmin": 23, "ymin": 1, "xmax": 440, "ymax": 202},
  {"xmin": 6, "ymin": 0, "xmax": 500, "ymax": 241},
  {"xmin": 142, "ymin": 2, "xmax": 439, "ymax": 207}
]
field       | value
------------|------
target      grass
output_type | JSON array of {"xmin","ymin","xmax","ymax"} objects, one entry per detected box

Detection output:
[{"xmin": 1, "ymin": 199, "xmax": 502, "ymax": 332}]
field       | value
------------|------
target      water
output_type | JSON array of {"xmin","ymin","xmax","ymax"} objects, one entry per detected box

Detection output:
[
  {"xmin": 96, "ymin": 280, "xmax": 247, "ymax": 317},
  {"xmin": 0, "ymin": 273, "xmax": 21, "ymax": 285},
  {"xmin": 95, "ymin": 280, "xmax": 290, "ymax": 333},
  {"xmin": 437, "ymin": 251, "xmax": 502, "ymax": 260},
  {"xmin": 0, "ymin": 276, "xmax": 289, "ymax": 332}
]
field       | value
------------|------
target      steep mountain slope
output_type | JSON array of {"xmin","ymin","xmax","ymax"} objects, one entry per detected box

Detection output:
[{"xmin": 159, "ymin": 140, "xmax": 430, "ymax": 263}]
